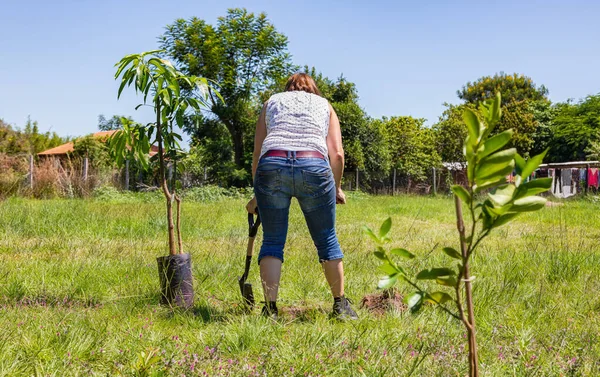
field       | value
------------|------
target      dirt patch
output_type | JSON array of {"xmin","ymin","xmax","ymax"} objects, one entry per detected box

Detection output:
[
  {"xmin": 360, "ymin": 290, "xmax": 406, "ymax": 315},
  {"xmin": 545, "ymin": 201, "xmax": 564, "ymax": 207},
  {"xmin": 281, "ymin": 306, "xmax": 326, "ymax": 321}
]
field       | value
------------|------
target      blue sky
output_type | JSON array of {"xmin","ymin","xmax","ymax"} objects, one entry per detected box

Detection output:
[{"xmin": 1, "ymin": 0, "xmax": 599, "ymax": 143}]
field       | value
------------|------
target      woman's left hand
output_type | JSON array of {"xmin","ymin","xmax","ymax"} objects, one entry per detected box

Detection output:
[{"xmin": 246, "ymin": 197, "xmax": 258, "ymax": 214}]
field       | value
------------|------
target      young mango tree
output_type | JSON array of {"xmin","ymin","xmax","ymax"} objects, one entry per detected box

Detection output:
[
  {"xmin": 364, "ymin": 93, "xmax": 552, "ymax": 376},
  {"xmin": 110, "ymin": 50, "xmax": 217, "ymax": 308}
]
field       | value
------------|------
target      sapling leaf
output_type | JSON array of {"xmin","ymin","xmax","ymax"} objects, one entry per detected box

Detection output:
[
  {"xmin": 476, "ymin": 149, "xmax": 516, "ymax": 180},
  {"xmin": 488, "ymin": 184, "xmax": 516, "ymax": 207},
  {"xmin": 416, "ymin": 268, "xmax": 455, "ymax": 280},
  {"xmin": 378, "ymin": 274, "xmax": 398, "ymax": 289},
  {"xmin": 406, "ymin": 292, "xmax": 423, "ymax": 312},
  {"xmin": 425, "ymin": 292, "xmax": 453, "ymax": 305},
  {"xmin": 373, "ymin": 251, "xmax": 387, "ymax": 261},
  {"xmin": 511, "ymin": 196, "xmax": 547, "ymax": 212},
  {"xmin": 477, "ymin": 130, "xmax": 513, "ymax": 159},
  {"xmin": 515, "ymin": 178, "xmax": 553, "ymax": 198},
  {"xmin": 436, "ymin": 275, "xmax": 458, "ymax": 287},
  {"xmin": 514, "ymin": 153, "xmax": 526, "ymax": 176},
  {"xmin": 443, "ymin": 247, "xmax": 462, "ymax": 259},
  {"xmin": 362, "ymin": 226, "xmax": 380, "ymax": 244},
  {"xmin": 390, "ymin": 248, "xmax": 415, "ymax": 259},
  {"xmin": 379, "ymin": 263, "xmax": 398, "ymax": 275},
  {"xmin": 462, "ymin": 108, "xmax": 481, "ymax": 142},
  {"xmin": 379, "ymin": 217, "xmax": 392, "ymax": 238},
  {"xmin": 520, "ymin": 149, "xmax": 549, "ymax": 179},
  {"xmin": 451, "ymin": 185, "xmax": 471, "ymax": 204},
  {"xmin": 493, "ymin": 213, "xmax": 520, "ymax": 227}
]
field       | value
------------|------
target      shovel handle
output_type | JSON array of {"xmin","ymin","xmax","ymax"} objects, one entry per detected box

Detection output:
[{"xmin": 248, "ymin": 210, "xmax": 261, "ymax": 238}]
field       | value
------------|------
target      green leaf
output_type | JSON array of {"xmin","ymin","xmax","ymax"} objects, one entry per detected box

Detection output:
[
  {"xmin": 425, "ymin": 292, "xmax": 453, "ymax": 305},
  {"xmin": 379, "ymin": 217, "xmax": 392, "ymax": 239},
  {"xmin": 520, "ymin": 149, "xmax": 549, "ymax": 179},
  {"xmin": 416, "ymin": 268, "xmax": 455, "ymax": 280},
  {"xmin": 378, "ymin": 274, "xmax": 398, "ymax": 289},
  {"xmin": 379, "ymin": 263, "xmax": 398, "ymax": 275},
  {"xmin": 515, "ymin": 178, "xmax": 553, "ymax": 198},
  {"xmin": 476, "ymin": 160, "xmax": 515, "ymax": 184},
  {"xmin": 488, "ymin": 184, "xmax": 516, "ymax": 207},
  {"xmin": 511, "ymin": 196, "xmax": 547, "ymax": 212},
  {"xmin": 476, "ymin": 149, "xmax": 516, "ymax": 179},
  {"xmin": 436, "ymin": 275, "xmax": 458, "ymax": 287},
  {"xmin": 477, "ymin": 130, "xmax": 513, "ymax": 159},
  {"xmin": 362, "ymin": 226, "xmax": 380, "ymax": 244},
  {"xmin": 474, "ymin": 177, "xmax": 507, "ymax": 193},
  {"xmin": 451, "ymin": 185, "xmax": 471, "ymax": 204},
  {"xmin": 493, "ymin": 213, "xmax": 520, "ymax": 227},
  {"xmin": 442, "ymin": 247, "xmax": 461, "ymax": 259},
  {"xmin": 390, "ymin": 248, "xmax": 415, "ymax": 259},
  {"xmin": 405, "ymin": 292, "xmax": 423, "ymax": 312},
  {"xmin": 373, "ymin": 251, "xmax": 386, "ymax": 261},
  {"xmin": 514, "ymin": 153, "xmax": 526, "ymax": 176},
  {"xmin": 462, "ymin": 108, "xmax": 481, "ymax": 143}
]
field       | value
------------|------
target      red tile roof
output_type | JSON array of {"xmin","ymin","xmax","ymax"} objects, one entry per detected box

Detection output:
[
  {"xmin": 38, "ymin": 142, "xmax": 75, "ymax": 156},
  {"xmin": 38, "ymin": 130, "xmax": 160, "ymax": 157}
]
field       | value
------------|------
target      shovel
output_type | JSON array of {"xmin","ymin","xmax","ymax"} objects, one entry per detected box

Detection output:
[{"xmin": 239, "ymin": 211, "xmax": 261, "ymax": 308}]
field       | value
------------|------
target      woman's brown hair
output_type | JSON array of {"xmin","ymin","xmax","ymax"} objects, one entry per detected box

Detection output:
[{"xmin": 284, "ymin": 73, "xmax": 322, "ymax": 96}]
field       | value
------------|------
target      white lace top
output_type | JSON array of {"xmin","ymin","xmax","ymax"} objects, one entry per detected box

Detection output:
[{"xmin": 260, "ymin": 91, "xmax": 330, "ymax": 158}]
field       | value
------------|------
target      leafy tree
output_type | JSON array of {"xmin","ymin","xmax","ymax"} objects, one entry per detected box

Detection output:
[
  {"xmin": 380, "ymin": 116, "xmax": 441, "ymax": 182},
  {"xmin": 366, "ymin": 93, "xmax": 551, "ymax": 377},
  {"xmin": 458, "ymin": 73, "xmax": 550, "ymax": 157},
  {"xmin": 0, "ymin": 117, "xmax": 65, "ymax": 155},
  {"xmin": 72, "ymin": 135, "xmax": 111, "ymax": 168},
  {"xmin": 161, "ymin": 8, "xmax": 294, "ymax": 172},
  {"xmin": 529, "ymin": 100, "xmax": 557, "ymax": 158},
  {"xmin": 432, "ymin": 104, "xmax": 469, "ymax": 163},
  {"xmin": 458, "ymin": 73, "xmax": 548, "ymax": 105},
  {"xmin": 548, "ymin": 95, "xmax": 600, "ymax": 162},
  {"xmin": 301, "ymin": 67, "xmax": 390, "ymax": 180},
  {"xmin": 110, "ymin": 50, "xmax": 213, "ymax": 256},
  {"xmin": 97, "ymin": 114, "xmax": 133, "ymax": 131}
]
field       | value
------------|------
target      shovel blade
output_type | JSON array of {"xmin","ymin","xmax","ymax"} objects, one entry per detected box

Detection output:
[{"xmin": 242, "ymin": 282, "xmax": 254, "ymax": 308}]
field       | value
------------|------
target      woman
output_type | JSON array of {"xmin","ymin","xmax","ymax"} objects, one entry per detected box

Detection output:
[{"xmin": 246, "ymin": 73, "xmax": 357, "ymax": 320}]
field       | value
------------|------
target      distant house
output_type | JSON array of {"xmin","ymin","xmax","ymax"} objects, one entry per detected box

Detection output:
[{"xmin": 38, "ymin": 130, "xmax": 159, "ymax": 158}]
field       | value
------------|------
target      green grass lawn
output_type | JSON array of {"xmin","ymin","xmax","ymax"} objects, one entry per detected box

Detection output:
[{"xmin": 1, "ymin": 193, "xmax": 599, "ymax": 376}]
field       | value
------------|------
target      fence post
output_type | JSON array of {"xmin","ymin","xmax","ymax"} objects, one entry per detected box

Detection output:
[
  {"xmin": 28, "ymin": 154, "xmax": 34, "ymax": 189},
  {"xmin": 432, "ymin": 167, "xmax": 437, "ymax": 195},
  {"xmin": 203, "ymin": 166, "xmax": 207, "ymax": 185},
  {"xmin": 392, "ymin": 168, "xmax": 396, "ymax": 196},
  {"xmin": 355, "ymin": 169, "xmax": 359, "ymax": 191},
  {"xmin": 125, "ymin": 159, "xmax": 130, "ymax": 190},
  {"xmin": 83, "ymin": 157, "xmax": 89, "ymax": 181}
]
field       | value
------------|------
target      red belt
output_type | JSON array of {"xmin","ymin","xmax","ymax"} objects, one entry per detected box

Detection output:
[{"xmin": 264, "ymin": 150, "xmax": 325, "ymax": 159}]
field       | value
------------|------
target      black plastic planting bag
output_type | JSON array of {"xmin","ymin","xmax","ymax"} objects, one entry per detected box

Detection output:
[{"xmin": 157, "ymin": 253, "xmax": 194, "ymax": 308}]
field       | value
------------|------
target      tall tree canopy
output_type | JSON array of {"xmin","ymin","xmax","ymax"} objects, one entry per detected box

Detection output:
[
  {"xmin": 304, "ymin": 67, "xmax": 390, "ymax": 179},
  {"xmin": 458, "ymin": 73, "xmax": 548, "ymax": 105},
  {"xmin": 432, "ymin": 104, "xmax": 469, "ymax": 163},
  {"xmin": 0, "ymin": 117, "xmax": 65, "ymax": 155},
  {"xmin": 381, "ymin": 116, "xmax": 441, "ymax": 182},
  {"xmin": 97, "ymin": 114, "xmax": 133, "ymax": 131},
  {"xmin": 548, "ymin": 95, "xmax": 600, "ymax": 162},
  {"xmin": 161, "ymin": 8, "xmax": 294, "ymax": 173},
  {"xmin": 458, "ymin": 73, "xmax": 550, "ymax": 157}
]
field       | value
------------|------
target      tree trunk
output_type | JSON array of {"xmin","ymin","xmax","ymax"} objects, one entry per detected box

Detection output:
[
  {"xmin": 454, "ymin": 195, "xmax": 479, "ymax": 377},
  {"xmin": 233, "ymin": 131, "xmax": 244, "ymax": 169},
  {"xmin": 156, "ymin": 103, "xmax": 176, "ymax": 255}
]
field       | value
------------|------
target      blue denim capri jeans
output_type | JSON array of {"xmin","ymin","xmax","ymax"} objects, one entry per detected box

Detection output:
[{"xmin": 253, "ymin": 152, "xmax": 344, "ymax": 264}]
